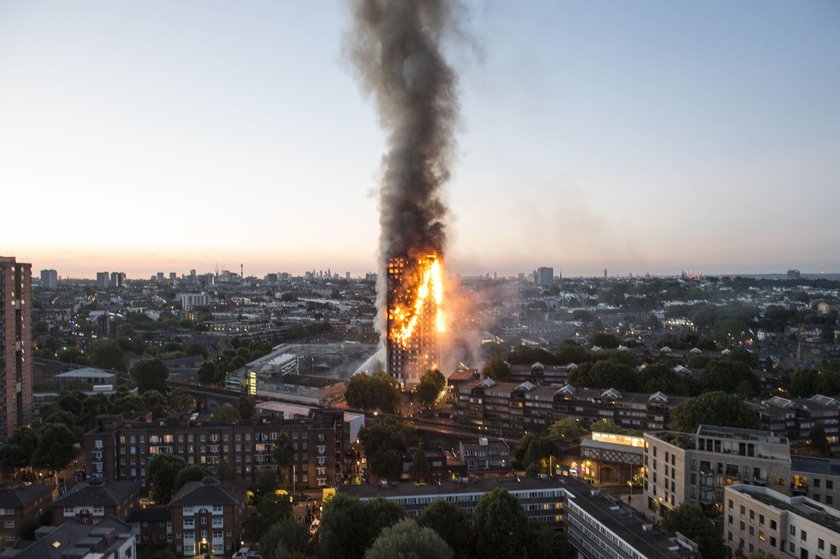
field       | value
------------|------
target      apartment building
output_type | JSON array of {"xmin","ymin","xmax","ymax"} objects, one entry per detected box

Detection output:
[
  {"xmin": 792, "ymin": 455, "xmax": 840, "ymax": 507},
  {"xmin": 343, "ymin": 476, "xmax": 696, "ymax": 558},
  {"xmin": 0, "ymin": 256, "xmax": 33, "ymax": 440},
  {"xmin": 725, "ymin": 483, "xmax": 840, "ymax": 558},
  {"xmin": 0, "ymin": 485, "xmax": 53, "ymax": 549},
  {"xmin": 50, "ymin": 479, "xmax": 139, "ymax": 526},
  {"xmin": 86, "ymin": 409, "xmax": 345, "ymax": 489},
  {"xmin": 751, "ymin": 395, "xmax": 840, "ymax": 453},
  {"xmin": 7, "ymin": 518, "xmax": 135, "ymax": 559},
  {"xmin": 644, "ymin": 425, "xmax": 792, "ymax": 516},
  {"xmin": 455, "ymin": 378, "xmax": 684, "ymax": 436},
  {"xmin": 169, "ymin": 477, "xmax": 246, "ymax": 558}
]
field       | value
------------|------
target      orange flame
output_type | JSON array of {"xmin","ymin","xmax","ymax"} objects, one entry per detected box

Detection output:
[{"xmin": 390, "ymin": 255, "xmax": 445, "ymax": 349}]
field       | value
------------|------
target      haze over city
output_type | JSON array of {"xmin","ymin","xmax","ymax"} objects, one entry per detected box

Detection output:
[{"xmin": 1, "ymin": 0, "xmax": 839, "ymax": 278}]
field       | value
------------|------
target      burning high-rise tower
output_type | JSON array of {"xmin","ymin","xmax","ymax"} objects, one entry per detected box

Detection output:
[
  {"xmin": 347, "ymin": 0, "xmax": 461, "ymax": 384},
  {"xmin": 387, "ymin": 254, "xmax": 443, "ymax": 383}
]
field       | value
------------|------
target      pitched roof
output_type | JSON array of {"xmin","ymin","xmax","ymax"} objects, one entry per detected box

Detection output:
[
  {"xmin": 0, "ymin": 485, "xmax": 52, "ymax": 509},
  {"xmin": 168, "ymin": 477, "xmax": 238, "ymax": 508},
  {"xmin": 51, "ymin": 479, "xmax": 138, "ymax": 509}
]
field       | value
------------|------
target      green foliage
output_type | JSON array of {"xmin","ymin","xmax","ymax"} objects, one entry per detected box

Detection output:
[
  {"xmin": 238, "ymin": 396, "xmax": 256, "ymax": 419},
  {"xmin": 147, "ymin": 454, "xmax": 186, "ymax": 503},
  {"xmin": 141, "ymin": 390, "xmax": 169, "ymax": 418},
  {"xmin": 345, "ymin": 372, "xmax": 400, "ymax": 413},
  {"xmin": 0, "ymin": 427, "xmax": 39, "ymax": 468},
  {"xmin": 359, "ymin": 418, "xmax": 416, "ymax": 482},
  {"xmin": 556, "ymin": 340, "xmax": 587, "ymax": 365},
  {"xmin": 88, "ymin": 339, "xmax": 128, "ymax": 371},
  {"xmin": 589, "ymin": 333, "xmax": 620, "ymax": 349},
  {"xmin": 805, "ymin": 424, "xmax": 833, "ymax": 458},
  {"xmin": 197, "ymin": 361, "xmax": 224, "ymax": 386},
  {"xmin": 748, "ymin": 551, "xmax": 779, "ymax": 559},
  {"xmin": 319, "ymin": 494, "xmax": 405, "ymax": 559},
  {"xmin": 568, "ymin": 360, "xmax": 639, "ymax": 391},
  {"xmin": 590, "ymin": 419, "xmax": 623, "ymax": 434},
  {"xmin": 789, "ymin": 368, "xmax": 840, "ymax": 398},
  {"xmin": 130, "ymin": 358, "xmax": 170, "ymax": 393},
  {"xmin": 514, "ymin": 434, "xmax": 559, "ymax": 472},
  {"xmin": 525, "ymin": 522, "xmax": 568, "ymax": 559},
  {"xmin": 548, "ymin": 417, "xmax": 587, "ymax": 441},
  {"xmin": 260, "ymin": 518, "xmax": 313, "ymax": 559},
  {"xmin": 700, "ymin": 360, "xmax": 760, "ymax": 397},
  {"xmin": 409, "ymin": 449, "xmax": 431, "ymax": 482},
  {"xmin": 32, "ymin": 423, "xmax": 76, "ymax": 471},
  {"xmin": 273, "ymin": 433, "xmax": 294, "ymax": 484},
  {"xmin": 481, "ymin": 358, "xmax": 511, "ymax": 382},
  {"xmin": 473, "ymin": 488, "xmax": 529, "ymax": 559},
  {"xmin": 416, "ymin": 369, "xmax": 446, "ymax": 407},
  {"xmin": 639, "ymin": 363, "xmax": 695, "ymax": 396},
  {"xmin": 418, "ymin": 500, "xmax": 472, "ymax": 559},
  {"xmin": 57, "ymin": 347, "xmax": 88, "ymax": 365},
  {"xmin": 662, "ymin": 504, "xmax": 729, "ymax": 559},
  {"xmin": 173, "ymin": 465, "xmax": 212, "ymax": 493},
  {"xmin": 364, "ymin": 519, "xmax": 453, "ymax": 559},
  {"xmin": 507, "ymin": 346, "xmax": 560, "ymax": 365},
  {"xmin": 252, "ymin": 469, "xmax": 279, "ymax": 500},
  {"xmin": 671, "ymin": 391, "xmax": 759, "ymax": 433},
  {"xmin": 212, "ymin": 404, "xmax": 241, "ymax": 421}
]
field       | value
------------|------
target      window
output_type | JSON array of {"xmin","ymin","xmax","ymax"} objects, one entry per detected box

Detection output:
[
  {"xmin": 815, "ymin": 479, "xmax": 821, "ymax": 488},
  {"xmin": 827, "ymin": 480, "xmax": 834, "ymax": 490},
  {"xmin": 802, "ymin": 530, "xmax": 807, "ymax": 542},
  {"xmin": 3, "ymin": 520, "xmax": 14, "ymax": 529},
  {"xmin": 820, "ymin": 539, "xmax": 825, "ymax": 550}
]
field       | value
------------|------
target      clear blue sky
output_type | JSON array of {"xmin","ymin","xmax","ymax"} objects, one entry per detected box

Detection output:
[{"xmin": 1, "ymin": 0, "xmax": 838, "ymax": 278}]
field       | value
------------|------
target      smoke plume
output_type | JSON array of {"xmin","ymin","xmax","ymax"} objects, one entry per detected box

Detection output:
[{"xmin": 347, "ymin": 0, "xmax": 459, "ymax": 263}]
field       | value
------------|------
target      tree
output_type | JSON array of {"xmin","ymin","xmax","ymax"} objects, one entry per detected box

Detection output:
[
  {"xmin": 364, "ymin": 519, "xmax": 453, "ymax": 559},
  {"xmin": 56, "ymin": 347, "xmax": 88, "ymax": 365},
  {"xmin": 147, "ymin": 454, "xmax": 186, "ymax": 503},
  {"xmin": 514, "ymin": 434, "xmax": 558, "ymax": 473},
  {"xmin": 590, "ymin": 419, "xmax": 622, "ymax": 434},
  {"xmin": 88, "ymin": 339, "xmax": 128, "ymax": 371},
  {"xmin": 359, "ymin": 418, "xmax": 416, "ymax": 482},
  {"xmin": 806, "ymin": 424, "xmax": 833, "ymax": 458},
  {"xmin": 748, "ymin": 551, "xmax": 778, "ymax": 559},
  {"xmin": 141, "ymin": 390, "xmax": 169, "ymax": 418},
  {"xmin": 549, "ymin": 417, "xmax": 587, "ymax": 441},
  {"xmin": 131, "ymin": 358, "xmax": 170, "ymax": 393},
  {"xmin": 345, "ymin": 372, "xmax": 400, "ymax": 413},
  {"xmin": 662, "ymin": 504, "xmax": 729, "ymax": 559},
  {"xmin": 319, "ymin": 494, "xmax": 405, "ymax": 559},
  {"xmin": 197, "ymin": 361, "xmax": 222, "ymax": 386},
  {"xmin": 253, "ymin": 469, "xmax": 279, "ymax": 500},
  {"xmin": 418, "ymin": 500, "xmax": 472, "ymax": 559},
  {"xmin": 589, "ymin": 333, "xmax": 620, "ymax": 349},
  {"xmin": 700, "ymin": 360, "xmax": 760, "ymax": 397},
  {"xmin": 174, "ymin": 465, "xmax": 212, "ymax": 493},
  {"xmin": 273, "ymin": 434, "xmax": 294, "ymax": 485},
  {"xmin": 0, "ymin": 427, "xmax": 39, "ymax": 468},
  {"xmin": 31, "ymin": 423, "xmax": 76, "ymax": 471},
  {"xmin": 212, "ymin": 404, "xmax": 241, "ymax": 421},
  {"xmin": 416, "ymin": 369, "xmax": 446, "ymax": 408},
  {"xmin": 671, "ymin": 391, "xmax": 759, "ymax": 433},
  {"xmin": 260, "ymin": 518, "xmax": 312, "ymax": 559},
  {"xmin": 473, "ymin": 488, "xmax": 529, "ymax": 559},
  {"xmin": 481, "ymin": 357, "xmax": 511, "ymax": 382},
  {"xmin": 639, "ymin": 363, "xmax": 695, "ymax": 396},
  {"xmin": 237, "ymin": 396, "xmax": 256, "ymax": 419},
  {"xmin": 408, "ymin": 449, "xmax": 431, "ymax": 482},
  {"xmin": 556, "ymin": 339, "xmax": 587, "ymax": 365},
  {"xmin": 525, "ymin": 521, "xmax": 568, "ymax": 559},
  {"xmin": 569, "ymin": 360, "xmax": 639, "ymax": 391}
]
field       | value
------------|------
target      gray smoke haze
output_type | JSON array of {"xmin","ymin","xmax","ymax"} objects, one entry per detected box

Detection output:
[{"xmin": 347, "ymin": 0, "xmax": 460, "ymax": 262}]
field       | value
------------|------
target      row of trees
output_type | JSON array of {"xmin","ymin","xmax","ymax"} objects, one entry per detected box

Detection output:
[
  {"xmin": 345, "ymin": 372, "xmax": 401, "ymax": 413},
  {"xmin": 319, "ymin": 489, "xmax": 566, "ymax": 559}
]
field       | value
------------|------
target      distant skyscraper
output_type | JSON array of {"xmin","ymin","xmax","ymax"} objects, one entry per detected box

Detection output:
[
  {"xmin": 604, "ymin": 268, "xmax": 608, "ymax": 279},
  {"xmin": 171, "ymin": 272, "xmax": 178, "ymax": 281},
  {"xmin": 0, "ymin": 256, "xmax": 33, "ymax": 439},
  {"xmin": 787, "ymin": 269, "xmax": 801, "ymax": 280},
  {"xmin": 156, "ymin": 272, "xmax": 164, "ymax": 282},
  {"xmin": 534, "ymin": 267, "xmax": 554, "ymax": 285},
  {"xmin": 110, "ymin": 272, "xmax": 126, "ymax": 288},
  {"xmin": 96, "ymin": 272, "xmax": 109, "ymax": 289},
  {"xmin": 40, "ymin": 269, "xmax": 58, "ymax": 289}
]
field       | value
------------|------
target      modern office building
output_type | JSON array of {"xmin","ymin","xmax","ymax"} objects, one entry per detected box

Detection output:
[
  {"xmin": 643, "ymin": 425, "xmax": 792, "ymax": 516},
  {"xmin": 0, "ymin": 256, "xmax": 33, "ymax": 440},
  {"xmin": 725, "ymin": 483, "xmax": 840, "ymax": 558},
  {"xmin": 96, "ymin": 272, "xmax": 110, "ymax": 289},
  {"xmin": 39, "ymin": 269, "xmax": 58, "ymax": 289}
]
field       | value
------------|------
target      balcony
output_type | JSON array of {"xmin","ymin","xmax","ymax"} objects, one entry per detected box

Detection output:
[
  {"xmin": 753, "ymin": 476, "xmax": 768, "ymax": 486},
  {"xmin": 792, "ymin": 484, "xmax": 808, "ymax": 495}
]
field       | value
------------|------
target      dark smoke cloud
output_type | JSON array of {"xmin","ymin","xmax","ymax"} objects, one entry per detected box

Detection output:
[{"xmin": 347, "ymin": 0, "xmax": 460, "ymax": 261}]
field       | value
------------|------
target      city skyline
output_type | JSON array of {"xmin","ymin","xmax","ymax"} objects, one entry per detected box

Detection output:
[{"xmin": 2, "ymin": 1, "xmax": 839, "ymax": 278}]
